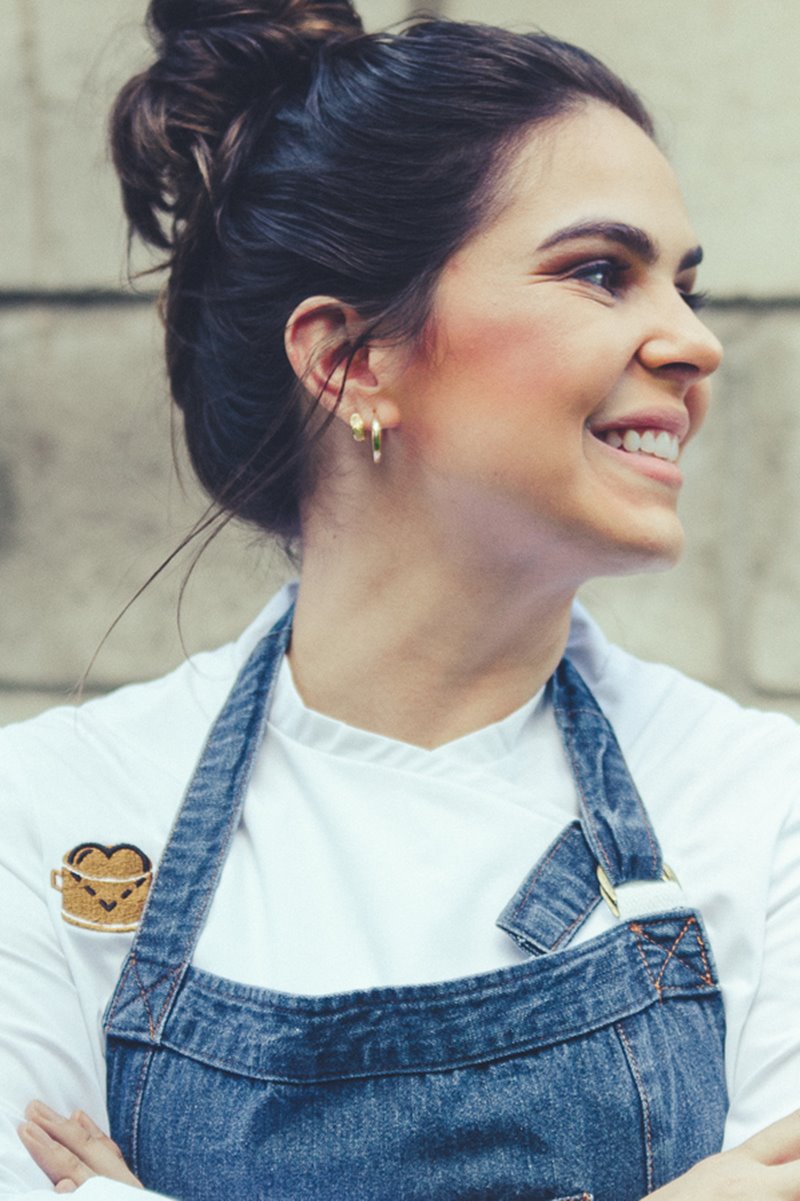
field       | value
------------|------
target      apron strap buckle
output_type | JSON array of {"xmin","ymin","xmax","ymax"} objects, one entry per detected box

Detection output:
[{"xmin": 597, "ymin": 863, "xmax": 680, "ymax": 918}]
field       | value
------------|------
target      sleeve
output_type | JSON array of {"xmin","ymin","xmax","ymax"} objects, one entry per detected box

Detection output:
[
  {"xmin": 0, "ymin": 740, "xmax": 172, "ymax": 1201},
  {"xmin": 722, "ymin": 792, "xmax": 800, "ymax": 1149}
]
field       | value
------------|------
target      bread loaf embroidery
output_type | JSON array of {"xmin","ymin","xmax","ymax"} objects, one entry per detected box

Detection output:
[{"xmin": 51, "ymin": 843, "xmax": 153, "ymax": 933}]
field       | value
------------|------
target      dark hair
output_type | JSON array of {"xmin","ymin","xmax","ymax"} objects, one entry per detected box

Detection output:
[{"xmin": 111, "ymin": 0, "xmax": 654, "ymax": 543}]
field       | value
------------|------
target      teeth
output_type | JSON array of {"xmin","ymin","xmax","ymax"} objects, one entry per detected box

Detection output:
[
  {"xmin": 601, "ymin": 428, "xmax": 679, "ymax": 463},
  {"xmin": 654, "ymin": 431, "xmax": 674, "ymax": 460}
]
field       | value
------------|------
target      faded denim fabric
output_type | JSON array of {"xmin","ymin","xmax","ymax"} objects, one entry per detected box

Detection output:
[{"xmin": 105, "ymin": 606, "xmax": 727, "ymax": 1200}]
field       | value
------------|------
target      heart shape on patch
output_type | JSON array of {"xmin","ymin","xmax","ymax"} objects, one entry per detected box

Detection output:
[{"xmin": 51, "ymin": 842, "xmax": 153, "ymax": 933}]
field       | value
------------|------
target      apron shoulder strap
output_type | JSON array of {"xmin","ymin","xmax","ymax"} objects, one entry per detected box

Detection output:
[
  {"xmin": 105, "ymin": 604, "xmax": 294, "ymax": 1043},
  {"xmin": 497, "ymin": 657, "xmax": 671, "ymax": 956}
]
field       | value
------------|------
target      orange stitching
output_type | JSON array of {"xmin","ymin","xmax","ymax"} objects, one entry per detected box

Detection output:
[
  {"xmin": 151, "ymin": 965, "xmax": 185, "ymax": 1034},
  {"xmin": 615, "ymin": 1022, "xmax": 654, "ymax": 1192},
  {"xmin": 563, "ymin": 724, "xmax": 614, "ymax": 873},
  {"xmin": 130, "ymin": 955, "xmax": 181, "ymax": 1041},
  {"xmin": 631, "ymin": 923, "xmax": 662, "ymax": 998},
  {"xmin": 511, "ymin": 825, "xmax": 574, "ymax": 918},
  {"xmin": 693, "ymin": 925, "xmax": 714, "ymax": 986},
  {"xmin": 630, "ymin": 918, "xmax": 715, "ymax": 995},
  {"xmin": 130, "ymin": 954, "xmax": 157, "ymax": 1040},
  {"xmin": 653, "ymin": 917, "xmax": 695, "ymax": 989},
  {"xmin": 551, "ymin": 897, "xmax": 599, "ymax": 950},
  {"xmin": 561, "ymin": 700, "xmax": 659, "ymax": 875},
  {"xmin": 129, "ymin": 1047, "xmax": 154, "ymax": 1176},
  {"xmin": 641, "ymin": 820, "xmax": 660, "ymax": 875},
  {"xmin": 639, "ymin": 918, "xmax": 714, "ymax": 987}
]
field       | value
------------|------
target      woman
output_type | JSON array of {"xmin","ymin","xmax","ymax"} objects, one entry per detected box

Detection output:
[{"xmin": 4, "ymin": 1, "xmax": 799, "ymax": 1198}]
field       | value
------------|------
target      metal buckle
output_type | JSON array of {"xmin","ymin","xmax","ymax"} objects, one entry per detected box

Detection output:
[{"xmin": 596, "ymin": 862, "xmax": 679, "ymax": 918}]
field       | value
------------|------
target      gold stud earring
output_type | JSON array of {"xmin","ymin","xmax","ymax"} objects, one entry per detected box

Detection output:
[
  {"xmin": 371, "ymin": 415, "xmax": 382, "ymax": 464},
  {"xmin": 349, "ymin": 412, "xmax": 366, "ymax": 442}
]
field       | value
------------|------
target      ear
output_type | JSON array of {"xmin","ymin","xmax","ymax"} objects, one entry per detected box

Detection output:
[{"xmin": 284, "ymin": 296, "xmax": 401, "ymax": 429}]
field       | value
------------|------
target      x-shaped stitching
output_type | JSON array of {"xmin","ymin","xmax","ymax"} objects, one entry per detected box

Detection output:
[{"xmin": 631, "ymin": 917, "xmax": 714, "ymax": 998}]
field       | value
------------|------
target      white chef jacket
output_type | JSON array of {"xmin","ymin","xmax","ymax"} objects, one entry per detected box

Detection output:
[{"xmin": 1, "ymin": 583, "xmax": 798, "ymax": 1199}]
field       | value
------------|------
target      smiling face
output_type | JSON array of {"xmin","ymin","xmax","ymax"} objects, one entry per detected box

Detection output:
[{"xmin": 390, "ymin": 101, "xmax": 723, "ymax": 585}]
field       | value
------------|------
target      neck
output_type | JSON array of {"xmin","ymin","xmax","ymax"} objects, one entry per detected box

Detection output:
[{"xmin": 288, "ymin": 491, "xmax": 577, "ymax": 749}]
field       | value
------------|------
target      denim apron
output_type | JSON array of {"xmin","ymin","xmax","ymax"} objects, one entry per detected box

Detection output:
[{"xmin": 105, "ymin": 607, "xmax": 727, "ymax": 1201}]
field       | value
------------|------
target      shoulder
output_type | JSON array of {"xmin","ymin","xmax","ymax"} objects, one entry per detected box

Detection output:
[
  {"xmin": 567, "ymin": 601, "xmax": 800, "ymax": 907},
  {"xmin": 568, "ymin": 603, "xmax": 800, "ymax": 1060},
  {"xmin": 0, "ymin": 584, "xmax": 297, "ymax": 877},
  {"xmin": 568, "ymin": 601, "xmax": 800, "ymax": 788}
]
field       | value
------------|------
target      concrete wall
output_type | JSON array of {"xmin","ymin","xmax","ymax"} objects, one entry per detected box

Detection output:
[{"xmin": 2, "ymin": 0, "xmax": 799, "ymax": 722}]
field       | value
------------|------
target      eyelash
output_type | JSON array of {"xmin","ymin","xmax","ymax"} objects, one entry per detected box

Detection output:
[{"xmin": 569, "ymin": 259, "xmax": 709, "ymax": 312}]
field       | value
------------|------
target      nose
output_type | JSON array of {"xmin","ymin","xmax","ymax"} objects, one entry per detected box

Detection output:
[{"xmin": 637, "ymin": 291, "xmax": 723, "ymax": 382}]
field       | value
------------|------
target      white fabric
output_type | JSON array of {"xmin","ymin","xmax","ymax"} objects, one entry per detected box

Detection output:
[
  {"xmin": 1, "ymin": 582, "xmax": 799, "ymax": 1200},
  {"xmin": 600, "ymin": 876, "xmax": 688, "ymax": 922}
]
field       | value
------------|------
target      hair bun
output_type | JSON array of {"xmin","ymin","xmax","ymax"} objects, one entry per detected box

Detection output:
[
  {"xmin": 111, "ymin": 0, "xmax": 363, "ymax": 252},
  {"xmin": 151, "ymin": 0, "xmax": 363, "ymax": 46}
]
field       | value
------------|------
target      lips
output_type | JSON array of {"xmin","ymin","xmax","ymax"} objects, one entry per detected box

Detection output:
[{"xmin": 587, "ymin": 405, "xmax": 690, "ymax": 468}]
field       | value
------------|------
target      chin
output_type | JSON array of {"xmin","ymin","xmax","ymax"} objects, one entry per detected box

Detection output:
[
  {"xmin": 586, "ymin": 514, "xmax": 685, "ymax": 580},
  {"xmin": 609, "ymin": 534, "xmax": 684, "ymax": 578}
]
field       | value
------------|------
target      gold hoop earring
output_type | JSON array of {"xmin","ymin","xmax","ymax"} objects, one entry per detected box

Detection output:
[
  {"xmin": 349, "ymin": 412, "xmax": 366, "ymax": 442},
  {"xmin": 371, "ymin": 415, "xmax": 382, "ymax": 464}
]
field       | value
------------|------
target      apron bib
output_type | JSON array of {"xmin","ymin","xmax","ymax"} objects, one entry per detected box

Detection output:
[{"xmin": 105, "ymin": 607, "xmax": 727, "ymax": 1200}]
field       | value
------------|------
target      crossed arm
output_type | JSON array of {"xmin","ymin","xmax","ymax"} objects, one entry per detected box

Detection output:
[
  {"xmin": 19, "ymin": 1099, "xmax": 800, "ymax": 1200},
  {"xmin": 18, "ymin": 1106, "xmax": 141, "ymax": 1194}
]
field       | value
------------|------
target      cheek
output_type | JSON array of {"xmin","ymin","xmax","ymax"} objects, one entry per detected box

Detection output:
[
  {"xmin": 435, "ymin": 316, "xmax": 579, "ymax": 414},
  {"xmin": 405, "ymin": 298, "xmax": 616, "ymax": 456}
]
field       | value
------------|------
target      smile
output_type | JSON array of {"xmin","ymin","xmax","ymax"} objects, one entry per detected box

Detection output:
[{"xmin": 594, "ymin": 428, "xmax": 680, "ymax": 463}]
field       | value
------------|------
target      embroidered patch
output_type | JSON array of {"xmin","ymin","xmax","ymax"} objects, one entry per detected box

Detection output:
[{"xmin": 50, "ymin": 843, "xmax": 153, "ymax": 933}]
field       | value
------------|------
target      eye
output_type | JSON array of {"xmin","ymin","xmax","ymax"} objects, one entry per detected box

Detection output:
[
  {"xmin": 679, "ymin": 287, "xmax": 708, "ymax": 312},
  {"xmin": 569, "ymin": 258, "xmax": 628, "ymax": 296}
]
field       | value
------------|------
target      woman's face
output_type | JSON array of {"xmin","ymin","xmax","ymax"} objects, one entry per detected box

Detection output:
[{"xmin": 390, "ymin": 101, "xmax": 722, "ymax": 583}]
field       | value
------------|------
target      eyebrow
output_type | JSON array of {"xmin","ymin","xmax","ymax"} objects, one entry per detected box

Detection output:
[{"xmin": 536, "ymin": 221, "xmax": 703, "ymax": 272}]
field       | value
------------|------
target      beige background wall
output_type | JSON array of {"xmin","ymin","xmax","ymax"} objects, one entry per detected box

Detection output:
[{"xmin": 1, "ymin": 0, "xmax": 799, "ymax": 722}]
